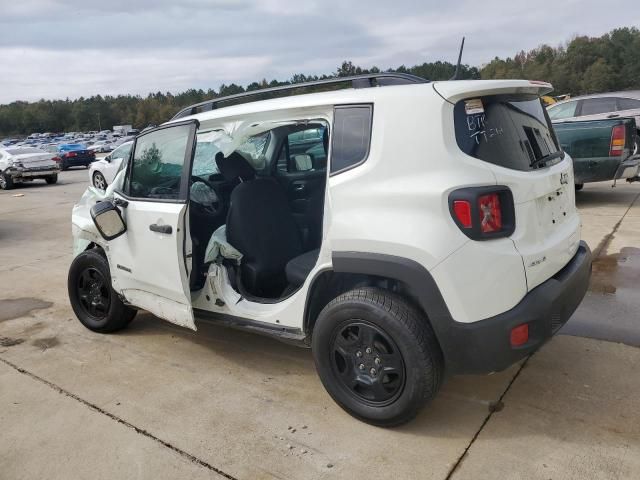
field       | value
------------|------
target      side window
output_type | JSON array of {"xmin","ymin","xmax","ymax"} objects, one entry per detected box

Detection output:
[
  {"xmin": 330, "ymin": 105, "xmax": 372, "ymax": 174},
  {"xmin": 580, "ymin": 97, "xmax": 617, "ymax": 116},
  {"xmin": 548, "ymin": 101, "xmax": 577, "ymax": 120},
  {"xmin": 277, "ymin": 126, "xmax": 328, "ymax": 173},
  {"xmin": 618, "ymin": 97, "xmax": 640, "ymax": 111},
  {"xmin": 125, "ymin": 125, "xmax": 193, "ymax": 200}
]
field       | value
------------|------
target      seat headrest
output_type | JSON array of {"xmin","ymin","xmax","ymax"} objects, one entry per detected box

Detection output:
[{"xmin": 215, "ymin": 151, "xmax": 256, "ymax": 182}]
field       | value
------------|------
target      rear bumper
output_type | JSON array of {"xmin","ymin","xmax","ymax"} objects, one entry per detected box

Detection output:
[
  {"xmin": 6, "ymin": 166, "xmax": 59, "ymax": 180},
  {"xmin": 440, "ymin": 241, "xmax": 592, "ymax": 375}
]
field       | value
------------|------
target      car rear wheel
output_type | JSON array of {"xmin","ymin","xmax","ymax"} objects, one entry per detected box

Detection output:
[
  {"xmin": 0, "ymin": 173, "xmax": 14, "ymax": 190},
  {"xmin": 312, "ymin": 287, "xmax": 443, "ymax": 426},
  {"xmin": 92, "ymin": 171, "xmax": 107, "ymax": 190},
  {"xmin": 68, "ymin": 249, "xmax": 136, "ymax": 333},
  {"xmin": 45, "ymin": 174, "xmax": 58, "ymax": 184}
]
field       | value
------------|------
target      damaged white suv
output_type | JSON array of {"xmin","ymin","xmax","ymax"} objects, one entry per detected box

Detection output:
[{"xmin": 68, "ymin": 74, "xmax": 592, "ymax": 426}]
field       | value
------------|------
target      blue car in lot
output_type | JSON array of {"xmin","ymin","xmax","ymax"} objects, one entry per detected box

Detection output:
[{"xmin": 55, "ymin": 143, "xmax": 95, "ymax": 170}]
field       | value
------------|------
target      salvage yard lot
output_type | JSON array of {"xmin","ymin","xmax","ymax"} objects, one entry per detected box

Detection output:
[{"xmin": 1, "ymin": 170, "xmax": 640, "ymax": 480}]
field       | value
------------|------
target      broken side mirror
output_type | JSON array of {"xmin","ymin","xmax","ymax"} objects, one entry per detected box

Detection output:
[{"xmin": 90, "ymin": 201, "xmax": 127, "ymax": 240}]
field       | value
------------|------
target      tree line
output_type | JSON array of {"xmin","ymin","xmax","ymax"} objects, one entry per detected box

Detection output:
[{"xmin": 1, "ymin": 27, "xmax": 638, "ymax": 137}]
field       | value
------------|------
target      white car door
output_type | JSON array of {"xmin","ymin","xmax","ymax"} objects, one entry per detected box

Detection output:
[{"xmin": 107, "ymin": 120, "xmax": 198, "ymax": 330}]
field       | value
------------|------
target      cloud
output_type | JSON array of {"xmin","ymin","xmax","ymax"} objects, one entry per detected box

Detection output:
[{"xmin": 0, "ymin": 0, "xmax": 638, "ymax": 103}]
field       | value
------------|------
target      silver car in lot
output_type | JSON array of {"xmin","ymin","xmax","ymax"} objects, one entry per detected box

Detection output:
[
  {"xmin": 548, "ymin": 91, "xmax": 640, "ymax": 154},
  {"xmin": 0, "ymin": 146, "xmax": 60, "ymax": 190}
]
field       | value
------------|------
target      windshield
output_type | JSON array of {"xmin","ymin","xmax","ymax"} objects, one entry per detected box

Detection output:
[
  {"xmin": 454, "ymin": 94, "xmax": 562, "ymax": 171},
  {"xmin": 192, "ymin": 130, "xmax": 271, "ymax": 177}
]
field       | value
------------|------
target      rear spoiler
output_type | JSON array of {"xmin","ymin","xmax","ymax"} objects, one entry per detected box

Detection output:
[{"xmin": 433, "ymin": 80, "xmax": 554, "ymax": 103}]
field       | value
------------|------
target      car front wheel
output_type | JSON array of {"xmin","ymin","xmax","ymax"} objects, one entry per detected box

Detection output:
[
  {"xmin": 92, "ymin": 171, "xmax": 107, "ymax": 190},
  {"xmin": 312, "ymin": 287, "xmax": 443, "ymax": 426},
  {"xmin": 68, "ymin": 249, "xmax": 136, "ymax": 333},
  {"xmin": 45, "ymin": 174, "xmax": 58, "ymax": 184}
]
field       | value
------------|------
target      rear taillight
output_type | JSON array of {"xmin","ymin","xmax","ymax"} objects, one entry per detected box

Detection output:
[
  {"xmin": 610, "ymin": 125, "xmax": 626, "ymax": 156},
  {"xmin": 52, "ymin": 156, "xmax": 61, "ymax": 163},
  {"xmin": 449, "ymin": 187, "xmax": 515, "ymax": 240},
  {"xmin": 64, "ymin": 152, "xmax": 77, "ymax": 158},
  {"xmin": 478, "ymin": 193, "xmax": 502, "ymax": 233},
  {"xmin": 452, "ymin": 200, "xmax": 472, "ymax": 228}
]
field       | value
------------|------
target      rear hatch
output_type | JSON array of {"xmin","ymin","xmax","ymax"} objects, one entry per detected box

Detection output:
[{"xmin": 435, "ymin": 80, "xmax": 581, "ymax": 291}]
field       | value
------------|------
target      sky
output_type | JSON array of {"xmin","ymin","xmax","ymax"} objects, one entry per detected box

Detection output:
[{"xmin": 0, "ymin": 0, "xmax": 638, "ymax": 104}]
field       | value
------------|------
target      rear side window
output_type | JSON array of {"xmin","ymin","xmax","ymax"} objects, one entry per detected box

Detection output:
[
  {"xmin": 330, "ymin": 105, "xmax": 372, "ymax": 174},
  {"xmin": 580, "ymin": 97, "xmax": 617, "ymax": 116},
  {"xmin": 454, "ymin": 95, "xmax": 562, "ymax": 172}
]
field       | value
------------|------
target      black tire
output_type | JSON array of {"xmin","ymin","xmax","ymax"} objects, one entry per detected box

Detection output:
[
  {"xmin": 0, "ymin": 172, "xmax": 14, "ymax": 190},
  {"xmin": 61, "ymin": 161, "xmax": 68, "ymax": 171},
  {"xmin": 312, "ymin": 287, "xmax": 443, "ymax": 427},
  {"xmin": 575, "ymin": 183, "xmax": 584, "ymax": 191},
  {"xmin": 45, "ymin": 174, "xmax": 58, "ymax": 184},
  {"xmin": 68, "ymin": 249, "xmax": 136, "ymax": 333}
]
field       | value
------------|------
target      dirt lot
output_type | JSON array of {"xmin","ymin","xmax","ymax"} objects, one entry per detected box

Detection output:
[{"xmin": 1, "ymin": 169, "xmax": 639, "ymax": 480}]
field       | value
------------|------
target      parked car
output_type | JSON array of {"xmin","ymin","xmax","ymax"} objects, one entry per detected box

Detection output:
[
  {"xmin": 88, "ymin": 140, "xmax": 114, "ymax": 153},
  {"xmin": 56, "ymin": 143, "xmax": 95, "ymax": 170},
  {"xmin": 68, "ymin": 75, "xmax": 591, "ymax": 426},
  {"xmin": 548, "ymin": 91, "xmax": 640, "ymax": 154},
  {"xmin": 554, "ymin": 117, "xmax": 639, "ymax": 188},
  {"xmin": 0, "ymin": 146, "xmax": 60, "ymax": 189},
  {"xmin": 88, "ymin": 141, "xmax": 132, "ymax": 190}
]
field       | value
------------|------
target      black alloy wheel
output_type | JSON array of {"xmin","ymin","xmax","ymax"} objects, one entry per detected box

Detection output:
[
  {"xmin": 76, "ymin": 267, "xmax": 110, "ymax": 318},
  {"xmin": 331, "ymin": 320, "xmax": 405, "ymax": 406}
]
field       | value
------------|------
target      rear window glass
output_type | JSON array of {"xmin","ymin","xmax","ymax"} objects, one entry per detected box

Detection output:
[
  {"xmin": 6, "ymin": 147, "xmax": 44, "ymax": 155},
  {"xmin": 618, "ymin": 97, "xmax": 640, "ymax": 110},
  {"xmin": 331, "ymin": 105, "xmax": 372, "ymax": 174},
  {"xmin": 454, "ymin": 95, "xmax": 562, "ymax": 172}
]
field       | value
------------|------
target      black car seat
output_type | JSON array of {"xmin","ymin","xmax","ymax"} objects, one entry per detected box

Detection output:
[{"xmin": 215, "ymin": 151, "xmax": 304, "ymax": 297}]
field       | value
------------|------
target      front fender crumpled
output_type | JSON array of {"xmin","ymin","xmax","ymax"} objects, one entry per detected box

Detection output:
[{"xmin": 71, "ymin": 170, "xmax": 125, "ymax": 257}]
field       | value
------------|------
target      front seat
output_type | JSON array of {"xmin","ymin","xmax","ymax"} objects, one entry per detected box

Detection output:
[{"xmin": 216, "ymin": 152, "xmax": 304, "ymax": 297}]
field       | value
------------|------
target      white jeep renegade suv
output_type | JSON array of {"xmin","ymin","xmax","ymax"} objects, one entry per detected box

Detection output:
[{"xmin": 68, "ymin": 73, "xmax": 592, "ymax": 426}]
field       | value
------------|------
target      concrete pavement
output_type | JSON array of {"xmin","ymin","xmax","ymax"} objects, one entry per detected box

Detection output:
[{"xmin": 1, "ymin": 170, "xmax": 639, "ymax": 479}]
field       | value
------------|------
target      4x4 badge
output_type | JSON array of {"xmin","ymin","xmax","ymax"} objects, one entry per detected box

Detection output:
[{"xmin": 560, "ymin": 172, "xmax": 569, "ymax": 185}]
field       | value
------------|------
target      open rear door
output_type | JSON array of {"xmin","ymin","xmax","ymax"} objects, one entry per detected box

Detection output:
[{"xmin": 107, "ymin": 120, "xmax": 199, "ymax": 330}]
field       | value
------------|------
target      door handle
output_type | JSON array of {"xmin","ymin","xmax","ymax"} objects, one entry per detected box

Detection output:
[{"xmin": 149, "ymin": 224, "xmax": 172, "ymax": 234}]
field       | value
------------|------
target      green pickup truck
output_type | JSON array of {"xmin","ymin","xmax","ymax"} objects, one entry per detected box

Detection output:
[{"xmin": 553, "ymin": 117, "xmax": 639, "ymax": 189}]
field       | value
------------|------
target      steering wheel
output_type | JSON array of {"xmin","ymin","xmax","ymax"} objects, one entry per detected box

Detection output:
[{"xmin": 190, "ymin": 175, "xmax": 224, "ymax": 216}]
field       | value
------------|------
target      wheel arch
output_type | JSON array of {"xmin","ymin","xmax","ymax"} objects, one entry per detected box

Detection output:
[{"xmin": 304, "ymin": 252, "xmax": 454, "ymax": 358}]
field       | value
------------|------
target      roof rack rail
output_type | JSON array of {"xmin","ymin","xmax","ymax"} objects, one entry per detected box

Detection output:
[{"xmin": 171, "ymin": 72, "xmax": 428, "ymax": 120}]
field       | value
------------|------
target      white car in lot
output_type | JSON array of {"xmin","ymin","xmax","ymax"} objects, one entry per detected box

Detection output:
[
  {"xmin": 69, "ymin": 74, "xmax": 592, "ymax": 426},
  {"xmin": 88, "ymin": 140, "xmax": 114, "ymax": 154},
  {"xmin": 88, "ymin": 141, "xmax": 132, "ymax": 190},
  {"xmin": 0, "ymin": 146, "xmax": 60, "ymax": 190}
]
